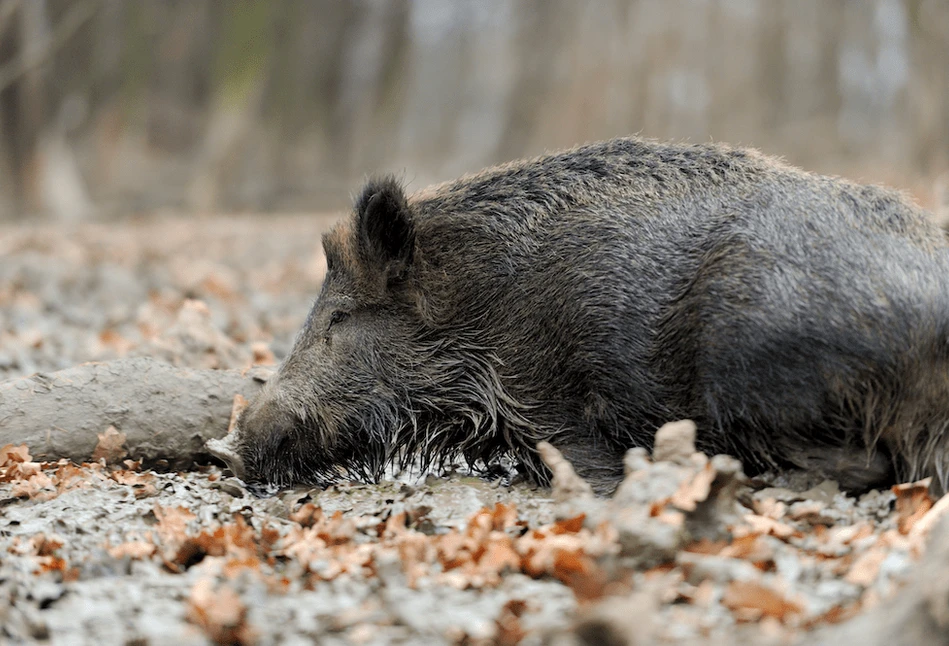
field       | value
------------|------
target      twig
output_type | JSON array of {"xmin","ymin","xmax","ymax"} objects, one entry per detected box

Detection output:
[
  {"xmin": 0, "ymin": 0, "xmax": 22, "ymax": 33},
  {"xmin": 0, "ymin": 0, "xmax": 100, "ymax": 92}
]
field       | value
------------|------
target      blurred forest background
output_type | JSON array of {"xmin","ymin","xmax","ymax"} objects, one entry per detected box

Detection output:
[{"xmin": 0, "ymin": 0, "xmax": 947, "ymax": 220}]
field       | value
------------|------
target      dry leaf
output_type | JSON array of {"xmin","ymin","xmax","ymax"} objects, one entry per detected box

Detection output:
[
  {"xmin": 908, "ymin": 492, "xmax": 949, "ymax": 548},
  {"xmin": 692, "ymin": 579, "xmax": 717, "ymax": 608},
  {"xmin": 109, "ymin": 541, "xmax": 157, "ymax": 560},
  {"xmin": 489, "ymin": 502, "xmax": 519, "ymax": 531},
  {"xmin": 720, "ymin": 533, "xmax": 774, "ymax": 563},
  {"xmin": 0, "ymin": 444, "xmax": 43, "ymax": 483},
  {"xmin": 1, "ymin": 443, "xmax": 32, "ymax": 465},
  {"xmin": 656, "ymin": 510, "xmax": 685, "ymax": 527},
  {"xmin": 92, "ymin": 426, "xmax": 128, "ymax": 464},
  {"xmin": 187, "ymin": 578, "xmax": 256, "ymax": 645},
  {"xmin": 53, "ymin": 461, "xmax": 88, "ymax": 493},
  {"xmin": 98, "ymin": 329, "xmax": 134, "ymax": 355},
  {"xmin": 844, "ymin": 546, "xmax": 887, "ymax": 587},
  {"xmin": 13, "ymin": 533, "xmax": 69, "ymax": 575},
  {"xmin": 478, "ymin": 536, "xmax": 522, "ymax": 578},
  {"xmin": 670, "ymin": 462, "xmax": 716, "ymax": 511},
  {"xmin": 684, "ymin": 538, "xmax": 727, "ymax": 555},
  {"xmin": 154, "ymin": 505, "xmax": 197, "ymax": 556},
  {"xmin": 741, "ymin": 514, "xmax": 798, "ymax": 539},
  {"xmin": 787, "ymin": 500, "xmax": 825, "ymax": 521},
  {"xmin": 893, "ymin": 478, "xmax": 933, "ymax": 535},
  {"xmin": 495, "ymin": 599, "xmax": 528, "ymax": 646},
  {"xmin": 722, "ymin": 580, "xmax": 802, "ymax": 621},
  {"xmin": 11, "ymin": 472, "xmax": 56, "ymax": 500},
  {"xmin": 551, "ymin": 514, "xmax": 586, "ymax": 535},
  {"xmin": 753, "ymin": 497, "xmax": 787, "ymax": 520},
  {"xmin": 228, "ymin": 394, "xmax": 250, "ymax": 435},
  {"xmin": 824, "ymin": 522, "xmax": 873, "ymax": 547},
  {"xmin": 15, "ymin": 532, "xmax": 65, "ymax": 557},
  {"xmin": 111, "ymin": 470, "xmax": 158, "ymax": 498},
  {"xmin": 170, "ymin": 515, "xmax": 273, "ymax": 572},
  {"xmin": 250, "ymin": 342, "xmax": 276, "ymax": 366},
  {"xmin": 805, "ymin": 602, "xmax": 863, "ymax": 627},
  {"xmin": 289, "ymin": 503, "xmax": 324, "ymax": 528}
]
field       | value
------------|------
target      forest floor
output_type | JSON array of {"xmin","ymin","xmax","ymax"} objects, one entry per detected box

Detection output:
[{"xmin": 0, "ymin": 215, "xmax": 946, "ymax": 645}]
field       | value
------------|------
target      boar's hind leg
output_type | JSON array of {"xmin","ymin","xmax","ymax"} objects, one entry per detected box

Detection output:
[
  {"xmin": 689, "ymin": 300, "xmax": 949, "ymax": 494},
  {"xmin": 667, "ymin": 243, "xmax": 945, "ymax": 493}
]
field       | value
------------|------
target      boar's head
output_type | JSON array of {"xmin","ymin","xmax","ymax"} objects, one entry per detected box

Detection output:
[{"xmin": 208, "ymin": 177, "xmax": 528, "ymax": 493}]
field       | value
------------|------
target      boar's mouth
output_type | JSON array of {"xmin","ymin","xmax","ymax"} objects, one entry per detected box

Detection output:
[{"xmin": 207, "ymin": 433, "xmax": 286, "ymax": 497}]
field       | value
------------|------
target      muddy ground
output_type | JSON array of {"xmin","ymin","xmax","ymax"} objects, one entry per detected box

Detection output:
[{"xmin": 0, "ymin": 215, "xmax": 947, "ymax": 645}]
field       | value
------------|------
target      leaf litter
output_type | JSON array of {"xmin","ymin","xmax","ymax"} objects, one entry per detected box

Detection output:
[{"xmin": 2, "ymin": 417, "xmax": 947, "ymax": 645}]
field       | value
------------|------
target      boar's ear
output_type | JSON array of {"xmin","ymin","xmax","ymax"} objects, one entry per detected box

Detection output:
[{"xmin": 354, "ymin": 177, "xmax": 415, "ymax": 273}]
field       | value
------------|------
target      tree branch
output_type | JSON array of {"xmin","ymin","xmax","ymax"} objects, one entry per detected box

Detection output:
[{"xmin": 0, "ymin": 0, "xmax": 101, "ymax": 93}]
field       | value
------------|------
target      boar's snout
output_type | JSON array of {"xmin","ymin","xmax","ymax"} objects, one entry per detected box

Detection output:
[{"xmin": 214, "ymin": 389, "xmax": 308, "ymax": 490}]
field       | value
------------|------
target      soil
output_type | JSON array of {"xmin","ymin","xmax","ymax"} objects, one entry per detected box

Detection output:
[{"xmin": 0, "ymin": 215, "xmax": 946, "ymax": 645}]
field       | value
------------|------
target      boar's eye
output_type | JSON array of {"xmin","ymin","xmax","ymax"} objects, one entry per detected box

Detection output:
[
  {"xmin": 323, "ymin": 310, "xmax": 351, "ymax": 343},
  {"xmin": 328, "ymin": 310, "xmax": 350, "ymax": 330}
]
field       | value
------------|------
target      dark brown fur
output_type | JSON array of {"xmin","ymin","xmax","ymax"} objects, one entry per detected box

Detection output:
[{"xmin": 217, "ymin": 137, "xmax": 949, "ymax": 495}]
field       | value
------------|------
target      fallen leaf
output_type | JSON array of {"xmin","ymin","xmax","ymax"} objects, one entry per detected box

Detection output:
[
  {"xmin": 228, "ymin": 394, "xmax": 249, "ymax": 435},
  {"xmin": 289, "ymin": 503, "xmax": 324, "ymax": 528},
  {"xmin": 13, "ymin": 533, "xmax": 69, "ymax": 574},
  {"xmin": 0, "ymin": 444, "xmax": 43, "ymax": 483},
  {"xmin": 169, "ymin": 514, "xmax": 273, "ymax": 572},
  {"xmin": 92, "ymin": 426, "xmax": 128, "ymax": 464},
  {"xmin": 741, "ymin": 514, "xmax": 798, "ymax": 539},
  {"xmin": 908, "ymin": 492, "xmax": 949, "ymax": 549},
  {"xmin": 53, "ymin": 461, "xmax": 88, "ymax": 493},
  {"xmin": 250, "ymin": 342, "xmax": 276, "ymax": 366},
  {"xmin": 552, "ymin": 549, "xmax": 606, "ymax": 600},
  {"xmin": 154, "ymin": 505, "xmax": 197, "ymax": 556},
  {"xmin": 720, "ymin": 533, "xmax": 774, "ymax": 564},
  {"xmin": 893, "ymin": 478, "xmax": 933, "ymax": 535},
  {"xmin": 722, "ymin": 580, "xmax": 802, "ymax": 621},
  {"xmin": 496, "ymin": 599, "xmax": 529, "ymax": 646},
  {"xmin": 671, "ymin": 462, "xmax": 716, "ymax": 511},
  {"xmin": 30, "ymin": 533, "xmax": 65, "ymax": 557},
  {"xmin": 489, "ymin": 502, "xmax": 519, "ymax": 531},
  {"xmin": 753, "ymin": 497, "xmax": 787, "ymax": 520},
  {"xmin": 111, "ymin": 470, "xmax": 158, "ymax": 498},
  {"xmin": 98, "ymin": 329, "xmax": 134, "ymax": 355},
  {"xmin": 551, "ymin": 514, "xmax": 586, "ymax": 535},
  {"xmin": 684, "ymin": 538, "xmax": 728, "ymax": 555},
  {"xmin": 845, "ymin": 546, "xmax": 887, "ymax": 587},
  {"xmin": 187, "ymin": 578, "xmax": 256, "ymax": 645},
  {"xmin": 0, "ymin": 444, "xmax": 32, "ymax": 464},
  {"xmin": 805, "ymin": 602, "xmax": 863, "ymax": 627},
  {"xmin": 824, "ymin": 522, "xmax": 874, "ymax": 547},
  {"xmin": 109, "ymin": 541, "xmax": 157, "ymax": 560},
  {"xmin": 478, "ymin": 536, "xmax": 521, "ymax": 577},
  {"xmin": 787, "ymin": 500, "xmax": 826, "ymax": 521},
  {"xmin": 11, "ymin": 472, "xmax": 56, "ymax": 500}
]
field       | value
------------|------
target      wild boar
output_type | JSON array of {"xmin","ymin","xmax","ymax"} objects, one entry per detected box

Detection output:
[{"xmin": 208, "ymin": 137, "xmax": 949, "ymax": 495}]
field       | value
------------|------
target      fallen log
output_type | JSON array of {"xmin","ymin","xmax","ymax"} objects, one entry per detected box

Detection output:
[{"xmin": 0, "ymin": 358, "xmax": 269, "ymax": 469}]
